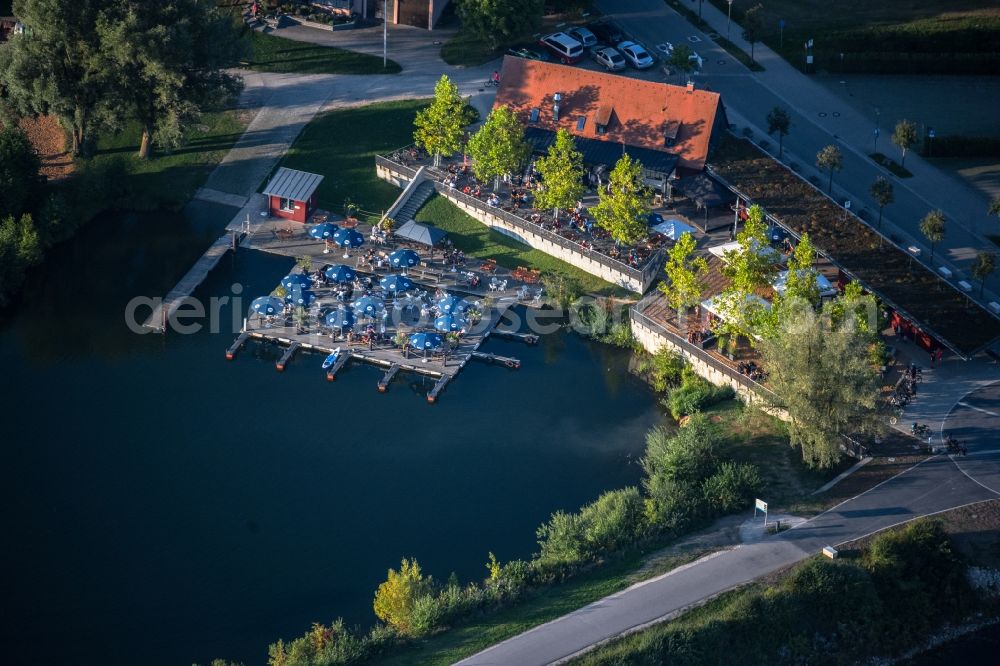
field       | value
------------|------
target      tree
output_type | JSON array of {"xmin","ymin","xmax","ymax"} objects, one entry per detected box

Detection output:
[
  {"xmin": 660, "ymin": 231, "xmax": 707, "ymax": 320},
  {"xmin": 96, "ymin": 0, "xmax": 245, "ymax": 159},
  {"xmin": 920, "ymin": 209, "xmax": 946, "ymax": 261},
  {"xmin": 892, "ymin": 119, "xmax": 918, "ymax": 167},
  {"xmin": 0, "ymin": 0, "xmax": 113, "ymax": 155},
  {"xmin": 590, "ymin": 154, "xmax": 650, "ymax": 246},
  {"xmin": 667, "ymin": 43, "xmax": 696, "ymax": 83},
  {"xmin": 760, "ymin": 299, "xmax": 881, "ymax": 468},
  {"xmin": 533, "ymin": 128, "xmax": 585, "ymax": 221},
  {"xmin": 742, "ymin": 3, "xmax": 765, "ymax": 64},
  {"xmin": 0, "ymin": 213, "xmax": 43, "ymax": 307},
  {"xmin": 373, "ymin": 558, "xmax": 433, "ymax": 635},
  {"xmin": 0, "ymin": 124, "xmax": 44, "ymax": 222},
  {"xmin": 715, "ymin": 204, "xmax": 777, "ymax": 345},
  {"xmin": 869, "ymin": 176, "xmax": 894, "ymax": 231},
  {"xmin": 816, "ymin": 145, "xmax": 843, "ymax": 195},
  {"xmin": 766, "ymin": 107, "xmax": 791, "ymax": 159},
  {"xmin": 456, "ymin": 0, "xmax": 543, "ymax": 51},
  {"xmin": 972, "ymin": 251, "xmax": 996, "ymax": 297},
  {"xmin": 467, "ymin": 105, "xmax": 529, "ymax": 190},
  {"xmin": 413, "ymin": 75, "xmax": 471, "ymax": 167},
  {"xmin": 782, "ymin": 233, "xmax": 820, "ymax": 306},
  {"xmin": 989, "ymin": 197, "xmax": 1000, "ymax": 226}
]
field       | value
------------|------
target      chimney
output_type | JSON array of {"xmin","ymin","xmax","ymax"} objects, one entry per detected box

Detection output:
[
  {"xmin": 686, "ymin": 81, "xmax": 695, "ymax": 93},
  {"xmin": 553, "ymin": 92, "xmax": 562, "ymax": 121}
]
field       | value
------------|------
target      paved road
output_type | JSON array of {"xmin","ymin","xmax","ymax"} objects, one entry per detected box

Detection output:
[
  {"xmin": 458, "ymin": 454, "xmax": 997, "ymax": 666},
  {"xmin": 595, "ymin": 0, "xmax": 1000, "ymax": 309},
  {"xmin": 944, "ymin": 381, "xmax": 1000, "ymax": 495}
]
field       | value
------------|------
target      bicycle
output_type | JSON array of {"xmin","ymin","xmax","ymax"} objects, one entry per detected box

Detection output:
[{"xmin": 485, "ymin": 78, "xmax": 500, "ymax": 87}]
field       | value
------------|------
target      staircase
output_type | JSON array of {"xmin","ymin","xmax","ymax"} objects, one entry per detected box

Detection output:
[{"xmin": 391, "ymin": 181, "xmax": 435, "ymax": 224}]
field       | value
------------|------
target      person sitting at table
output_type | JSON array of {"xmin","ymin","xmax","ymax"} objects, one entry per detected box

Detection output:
[{"xmin": 487, "ymin": 193, "xmax": 500, "ymax": 207}]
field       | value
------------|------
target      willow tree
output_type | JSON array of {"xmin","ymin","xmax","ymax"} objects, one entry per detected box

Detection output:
[
  {"xmin": 413, "ymin": 75, "xmax": 470, "ymax": 167},
  {"xmin": 761, "ymin": 297, "xmax": 881, "ymax": 469},
  {"xmin": 467, "ymin": 105, "xmax": 529, "ymax": 190},
  {"xmin": 0, "ymin": 0, "xmax": 112, "ymax": 155},
  {"xmin": 533, "ymin": 128, "xmax": 585, "ymax": 221},
  {"xmin": 660, "ymin": 231, "xmax": 707, "ymax": 321},
  {"xmin": 97, "ymin": 0, "xmax": 245, "ymax": 159},
  {"xmin": 591, "ymin": 154, "xmax": 650, "ymax": 246}
]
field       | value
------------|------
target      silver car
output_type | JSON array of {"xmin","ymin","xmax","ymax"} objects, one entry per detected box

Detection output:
[
  {"xmin": 592, "ymin": 46, "xmax": 626, "ymax": 71},
  {"xmin": 617, "ymin": 40, "xmax": 655, "ymax": 69}
]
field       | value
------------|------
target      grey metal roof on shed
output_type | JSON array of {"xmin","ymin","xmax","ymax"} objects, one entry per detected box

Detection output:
[{"xmin": 263, "ymin": 167, "xmax": 324, "ymax": 202}]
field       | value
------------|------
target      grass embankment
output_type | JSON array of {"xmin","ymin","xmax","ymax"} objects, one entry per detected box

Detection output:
[
  {"xmin": 414, "ymin": 195, "xmax": 621, "ymax": 296},
  {"xmin": 576, "ymin": 506, "xmax": 1000, "ymax": 665},
  {"xmin": 74, "ymin": 111, "xmax": 248, "ymax": 215},
  {"xmin": 279, "ymin": 99, "xmax": 622, "ymax": 296},
  {"xmin": 707, "ymin": 0, "xmax": 1000, "ymax": 74},
  {"xmin": 246, "ymin": 30, "xmax": 401, "ymax": 74}
]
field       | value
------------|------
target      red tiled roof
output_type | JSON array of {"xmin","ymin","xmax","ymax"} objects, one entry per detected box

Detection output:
[{"xmin": 495, "ymin": 57, "xmax": 724, "ymax": 170}]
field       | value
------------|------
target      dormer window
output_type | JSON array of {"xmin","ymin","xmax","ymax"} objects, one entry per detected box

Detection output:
[
  {"xmin": 529, "ymin": 108, "xmax": 540, "ymax": 123},
  {"xmin": 663, "ymin": 120, "xmax": 681, "ymax": 147},
  {"xmin": 594, "ymin": 103, "xmax": 613, "ymax": 135},
  {"xmin": 576, "ymin": 116, "xmax": 586, "ymax": 131}
]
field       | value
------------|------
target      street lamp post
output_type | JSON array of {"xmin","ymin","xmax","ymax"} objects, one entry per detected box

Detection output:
[
  {"xmin": 727, "ymin": 0, "xmax": 734, "ymax": 39},
  {"xmin": 383, "ymin": 0, "xmax": 388, "ymax": 69},
  {"xmin": 873, "ymin": 107, "xmax": 880, "ymax": 153}
]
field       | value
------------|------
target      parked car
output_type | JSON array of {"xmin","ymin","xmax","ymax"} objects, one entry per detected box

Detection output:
[
  {"xmin": 587, "ymin": 19, "xmax": 625, "ymax": 45},
  {"xmin": 506, "ymin": 45, "xmax": 550, "ymax": 61},
  {"xmin": 540, "ymin": 32, "xmax": 585, "ymax": 64},
  {"xmin": 566, "ymin": 26, "xmax": 598, "ymax": 48},
  {"xmin": 617, "ymin": 41, "xmax": 655, "ymax": 69},
  {"xmin": 689, "ymin": 51, "xmax": 704, "ymax": 69},
  {"xmin": 592, "ymin": 46, "xmax": 626, "ymax": 71}
]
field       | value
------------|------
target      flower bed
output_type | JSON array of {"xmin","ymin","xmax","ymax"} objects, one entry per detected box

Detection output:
[{"xmin": 710, "ymin": 135, "xmax": 1000, "ymax": 355}]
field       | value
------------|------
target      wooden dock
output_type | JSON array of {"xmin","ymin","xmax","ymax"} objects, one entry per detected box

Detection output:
[
  {"xmin": 275, "ymin": 342, "xmax": 300, "ymax": 371},
  {"xmin": 226, "ymin": 331, "xmax": 250, "ymax": 360},
  {"xmin": 471, "ymin": 351, "xmax": 521, "ymax": 369},
  {"xmin": 144, "ymin": 230, "xmax": 243, "ymax": 331},
  {"xmin": 377, "ymin": 364, "xmax": 402, "ymax": 392},
  {"xmin": 325, "ymin": 352, "xmax": 350, "ymax": 381},
  {"xmin": 427, "ymin": 375, "xmax": 452, "ymax": 403},
  {"xmin": 491, "ymin": 329, "xmax": 539, "ymax": 345}
]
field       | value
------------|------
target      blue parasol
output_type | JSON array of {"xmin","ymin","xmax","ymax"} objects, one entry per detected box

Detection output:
[
  {"xmin": 436, "ymin": 295, "xmax": 469, "ymax": 314},
  {"xmin": 308, "ymin": 222, "xmax": 340, "ymax": 239},
  {"xmin": 389, "ymin": 249, "xmax": 421, "ymax": 269},
  {"xmin": 324, "ymin": 306, "xmax": 355, "ymax": 330},
  {"xmin": 324, "ymin": 264, "xmax": 357, "ymax": 283},
  {"xmin": 380, "ymin": 274, "xmax": 414, "ymax": 293},
  {"xmin": 409, "ymin": 331, "xmax": 444, "ymax": 350},
  {"xmin": 285, "ymin": 287, "xmax": 316, "ymax": 307},
  {"xmin": 434, "ymin": 314, "xmax": 467, "ymax": 332},
  {"xmin": 332, "ymin": 228, "xmax": 365, "ymax": 248},
  {"xmin": 281, "ymin": 273, "xmax": 313, "ymax": 290},
  {"xmin": 250, "ymin": 295, "xmax": 284, "ymax": 316},
  {"xmin": 353, "ymin": 295, "xmax": 385, "ymax": 317}
]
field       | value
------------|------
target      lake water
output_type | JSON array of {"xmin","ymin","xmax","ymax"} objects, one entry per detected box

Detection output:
[{"xmin": 0, "ymin": 206, "xmax": 662, "ymax": 666}]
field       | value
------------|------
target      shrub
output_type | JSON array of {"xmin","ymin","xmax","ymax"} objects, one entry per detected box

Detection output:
[
  {"xmin": 408, "ymin": 593, "xmax": 447, "ymax": 637},
  {"xmin": 649, "ymin": 348, "xmax": 685, "ymax": 393},
  {"xmin": 535, "ymin": 510, "xmax": 590, "ymax": 570},
  {"xmin": 642, "ymin": 415, "xmax": 720, "ymax": 484},
  {"xmin": 666, "ymin": 369, "xmax": 735, "ymax": 420},
  {"xmin": 701, "ymin": 461, "xmax": 762, "ymax": 514},
  {"xmin": 372, "ymin": 558, "xmax": 434, "ymax": 636},
  {"xmin": 580, "ymin": 487, "xmax": 646, "ymax": 553},
  {"xmin": 0, "ymin": 213, "xmax": 43, "ymax": 307}
]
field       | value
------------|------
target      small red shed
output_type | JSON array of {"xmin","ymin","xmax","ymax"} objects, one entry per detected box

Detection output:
[{"xmin": 263, "ymin": 167, "xmax": 324, "ymax": 223}]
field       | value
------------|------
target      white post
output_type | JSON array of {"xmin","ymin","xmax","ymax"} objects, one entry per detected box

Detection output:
[{"xmin": 383, "ymin": 0, "xmax": 388, "ymax": 69}]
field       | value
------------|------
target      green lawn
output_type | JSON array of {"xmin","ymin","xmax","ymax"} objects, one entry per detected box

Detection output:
[
  {"xmin": 279, "ymin": 99, "xmax": 430, "ymax": 215},
  {"xmin": 414, "ymin": 195, "xmax": 624, "ymax": 297},
  {"xmin": 375, "ymin": 547, "xmax": 706, "ymax": 666},
  {"xmin": 71, "ymin": 109, "xmax": 248, "ymax": 219},
  {"xmin": 246, "ymin": 30, "xmax": 401, "ymax": 75},
  {"xmin": 706, "ymin": 0, "xmax": 1000, "ymax": 74}
]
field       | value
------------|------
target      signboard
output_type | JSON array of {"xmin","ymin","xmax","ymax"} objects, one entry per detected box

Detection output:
[
  {"xmin": 755, "ymin": 499, "xmax": 767, "ymax": 511},
  {"xmin": 754, "ymin": 498, "xmax": 768, "ymax": 526}
]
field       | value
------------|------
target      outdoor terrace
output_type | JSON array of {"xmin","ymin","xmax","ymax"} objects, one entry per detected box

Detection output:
[{"xmin": 376, "ymin": 149, "xmax": 674, "ymax": 293}]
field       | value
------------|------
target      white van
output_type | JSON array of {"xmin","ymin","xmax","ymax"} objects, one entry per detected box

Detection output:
[{"xmin": 540, "ymin": 32, "xmax": 584, "ymax": 64}]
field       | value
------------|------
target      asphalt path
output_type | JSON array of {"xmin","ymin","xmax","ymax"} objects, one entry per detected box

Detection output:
[
  {"xmin": 944, "ymin": 381, "xmax": 1000, "ymax": 495},
  {"xmin": 594, "ymin": 0, "xmax": 1000, "ymax": 304},
  {"xmin": 456, "ymin": 453, "xmax": 996, "ymax": 665}
]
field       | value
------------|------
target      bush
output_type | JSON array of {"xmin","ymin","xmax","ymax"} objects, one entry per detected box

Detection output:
[
  {"xmin": 701, "ymin": 461, "xmax": 762, "ymax": 514},
  {"xmin": 580, "ymin": 487, "xmax": 646, "ymax": 553},
  {"xmin": 372, "ymin": 558, "xmax": 434, "ymax": 636},
  {"xmin": 535, "ymin": 510, "xmax": 590, "ymax": 570},
  {"xmin": 409, "ymin": 593, "xmax": 447, "ymax": 637},
  {"xmin": 0, "ymin": 213, "xmax": 43, "ymax": 307},
  {"xmin": 666, "ymin": 369, "xmax": 735, "ymax": 420},
  {"xmin": 649, "ymin": 348, "xmax": 685, "ymax": 393},
  {"xmin": 920, "ymin": 134, "xmax": 1000, "ymax": 159}
]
